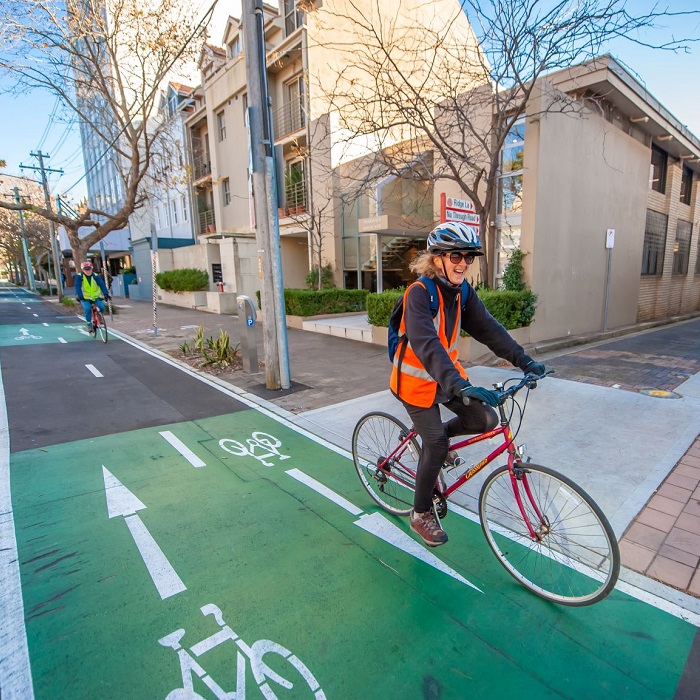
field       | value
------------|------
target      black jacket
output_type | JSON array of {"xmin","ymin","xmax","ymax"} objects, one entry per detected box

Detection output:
[{"xmin": 402, "ymin": 276, "xmax": 530, "ymax": 404}]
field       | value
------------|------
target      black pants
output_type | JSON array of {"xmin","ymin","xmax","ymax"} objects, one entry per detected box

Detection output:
[{"xmin": 402, "ymin": 397, "xmax": 498, "ymax": 512}]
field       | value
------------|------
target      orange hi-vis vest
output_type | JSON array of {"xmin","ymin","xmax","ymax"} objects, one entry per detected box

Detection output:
[{"xmin": 390, "ymin": 280, "xmax": 468, "ymax": 407}]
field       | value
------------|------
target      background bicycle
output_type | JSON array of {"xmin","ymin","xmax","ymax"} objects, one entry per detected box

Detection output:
[{"xmin": 352, "ymin": 372, "xmax": 621, "ymax": 606}]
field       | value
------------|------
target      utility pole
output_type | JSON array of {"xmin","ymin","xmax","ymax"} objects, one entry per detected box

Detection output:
[
  {"xmin": 20, "ymin": 150, "xmax": 64, "ymax": 298},
  {"xmin": 242, "ymin": 0, "xmax": 291, "ymax": 390}
]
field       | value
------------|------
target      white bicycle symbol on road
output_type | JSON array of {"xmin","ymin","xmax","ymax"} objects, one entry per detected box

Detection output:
[
  {"xmin": 160, "ymin": 603, "xmax": 326, "ymax": 699},
  {"xmin": 220, "ymin": 432, "xmax": 291, "ymax": 468}
]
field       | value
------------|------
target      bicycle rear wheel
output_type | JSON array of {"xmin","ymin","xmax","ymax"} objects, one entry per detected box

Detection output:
[
  {"xmin": 352, "ymin": 412, "xmax": 420, "ymax": 515},
  {"xmin": 479, "ymin": 464, "xmax": 620, "ymax": 606},
  {"xmin": 95, "ymin": 310, "xmax": 108, "ymax": 343}
]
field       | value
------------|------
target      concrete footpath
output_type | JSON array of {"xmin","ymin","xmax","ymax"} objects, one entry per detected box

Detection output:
[{"xmin": 60, "ymin": 296, "xmax": 700, "ymax": 610}]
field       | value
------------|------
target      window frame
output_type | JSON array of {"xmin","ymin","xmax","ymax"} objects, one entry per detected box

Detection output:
[
  {"xmin": 222, "ymin": 178, "xmax": 231, "ymax": 206},
  {"xmin": 217, "ymin": 110, "xmax": 226, "ymax": 142},
  {"xmin": 497, "ymin": 119, "xmax": 525, "ymax": 217},
  {"xmin": 641, "ymin": 209, "xmax": 668, "ymax": 276},
  {"xmin": 649, "ymin": 145, "xmax": 667, "ymax": 193},
  {"xmin": 673, "ymin": 220, "xmax": 693, "ymax": 276},
  {"xmin": 680, "ymin": 165, "xmax": 693, "ymax": 205}
]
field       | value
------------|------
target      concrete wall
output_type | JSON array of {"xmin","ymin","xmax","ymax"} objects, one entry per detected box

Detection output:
[{"xmin": 523, "ymin": 87, "xmax": 649, "ymax": 342}]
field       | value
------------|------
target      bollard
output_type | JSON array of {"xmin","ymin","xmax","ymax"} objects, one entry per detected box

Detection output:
[
  {"xmin": 217, "ymin": 281, "xmax": 224, "ymax": 293},
  {"xmin": 236, "ymin": 295, "xmax": 259, "ymax": 374}
]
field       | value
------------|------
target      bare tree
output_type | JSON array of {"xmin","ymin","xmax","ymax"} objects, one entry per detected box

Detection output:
[
  {"xmin": 0, "ymin": 0, "xmax": 209, "ymax": 265},
  {"xmin": 314, "ymin": 0, "xmax": 699, "ymax": 284}
]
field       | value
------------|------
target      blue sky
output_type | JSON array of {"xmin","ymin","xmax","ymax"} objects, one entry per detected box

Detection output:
[{"xmin": 1, "ymin": 3, "xmax": 699, "ymax": 205}]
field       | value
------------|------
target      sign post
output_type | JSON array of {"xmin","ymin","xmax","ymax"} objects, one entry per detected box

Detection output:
[{"xmin": 603, "ymin": 228, "xmax": 615, "ymax": 331}]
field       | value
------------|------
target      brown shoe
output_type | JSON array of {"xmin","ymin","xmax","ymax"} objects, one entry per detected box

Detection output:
[{"xmin": 410, "ymin": 508, "xmax": 448, "ymax": 547}]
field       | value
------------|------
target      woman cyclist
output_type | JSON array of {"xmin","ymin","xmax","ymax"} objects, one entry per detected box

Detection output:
[{"xmin": 391, "ymin": 222, "xmax": 545, "ymax": 547}]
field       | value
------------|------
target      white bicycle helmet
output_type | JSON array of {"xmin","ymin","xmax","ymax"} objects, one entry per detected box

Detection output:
[{"xmin": 427, "ymin": 222, "xmax": 484, "ymax": 255}]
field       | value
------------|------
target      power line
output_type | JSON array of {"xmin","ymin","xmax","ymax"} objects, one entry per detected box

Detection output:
[{"xmin": 35, "ymin": 96, "xmax": 61, "ymax": 152}]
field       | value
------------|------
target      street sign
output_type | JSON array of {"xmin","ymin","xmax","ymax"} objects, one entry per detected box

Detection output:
[
  {"xmin": 441, "ymin": 192, "xmax": 480, "ymax": 226},
  {"xmin": 445, "ymin": 210, "xmax": 480, "ymax": 225}
]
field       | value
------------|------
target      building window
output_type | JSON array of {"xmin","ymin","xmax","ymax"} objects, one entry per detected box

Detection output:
[
  {"xmin": 641, "ymin": 209, "xmax": 668, "ymax": 276},
  {"xmin": 181, "ymin": 195, "xmax": 188, "ymax": 222},
  {"xmin": 155, "ymin": 206, "xmax": 161, "ymax": 228},
  {"xmin": 673, "ymin": 220, "xmax": 692, "ymax": 276},
  {"xmin": 171, "ymin": 199, "xmax": 178, "ymax": 224},
  {"xmin": 217, "ymin": 110, "xmax": 226, "ymax": 141},
  {"xmin": 498, "ymin": 120, "xmax": 525, "ymax": 216},
  {"xmin": 242, "ymin": 93, "xmax": 248, "ymax": 125},
  {"xmin": 649, "ymin": 145, "xmax": 667, "ymax": 193},
  {"xmin": 222, "ymin": 178, "xmax": 231, "ymax": 206},
  {"xmin": 228, "ymin": 35, "xmax": 241, "ymax": 60},
  {"xmin": 680, "ymin": 166, "xmax": 693, "ymax": 205}
]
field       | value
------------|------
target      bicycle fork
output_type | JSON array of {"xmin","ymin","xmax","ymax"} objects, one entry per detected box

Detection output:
[{"xmin": 508, "ymin": 459, "xmax": 548, "ymax": 542}]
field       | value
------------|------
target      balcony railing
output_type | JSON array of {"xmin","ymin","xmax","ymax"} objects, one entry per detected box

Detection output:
[
  {"xmin": 192, "ymin": 151, "xmax": 212, "ymax": 181},
  {"xmin": 283, "ymin": 179, "xmax": 307, "ymax": 213},
  {"xmin": 273, "ymin": 98, "xmax": 305, "ymax": 140},
  {"xmin": 198, "ymin": 208, "xmax": 216, "ymax": 234}
]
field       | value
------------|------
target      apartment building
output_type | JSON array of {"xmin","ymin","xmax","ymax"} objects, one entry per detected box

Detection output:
[{"xmin": 181, "ymin": 0, "xmax": 481, "ymax": 297}]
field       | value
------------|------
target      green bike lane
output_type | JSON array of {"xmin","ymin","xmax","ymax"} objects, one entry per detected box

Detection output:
[{"xmin": 6, "ymin": 403, "xmax": 700, "ymax": 699}]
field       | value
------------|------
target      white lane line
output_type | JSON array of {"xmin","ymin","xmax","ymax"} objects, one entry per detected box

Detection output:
[
  {"xmin": 58, "ymin": 337, "xmax": 67, "ymax": 344},
  {"xmin": 286, "ymin": 468, "xmax": 362, "ymax": 515},
  {"xmin": 354, "ymin": 512, "xmax": 482, "ymax": 592},
  {"xmin": 85, "ymin": 364, "xmax": 103, "ymax": 378},
  {"xmin": 159, "ymin": 431, "xmax": 206, "ymax": 468},
  {"xmin": 0, "ymin": 359, "xmax": 35, "ymax": 699}
]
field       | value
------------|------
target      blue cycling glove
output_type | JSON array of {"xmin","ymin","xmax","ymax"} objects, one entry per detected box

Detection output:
[
  {"xmin": 460, "ymin": 382, "xmax": 501, "ymax": 407},
  {"xmin": 522, "ymin": 357, "xmax": 546, "ymax": 377}
]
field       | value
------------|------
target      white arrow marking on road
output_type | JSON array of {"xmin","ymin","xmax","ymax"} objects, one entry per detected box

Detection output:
[
  {"xmin": 284, "ymin": 468, "xmax": 481, "ymax": 592},
  {"xmin": 159, "ymin": 431, "xmax": 206, "ymax": 468},
  {"xmin": 18, "ymin": 328, "xmax": 30, "ymax": 336},
  {"xmin": 354, "ymin": 512, "xmax": 483, "ymax": 592},
  {"xmin": 85, "ymin": 364, "xmax": 103, "ymax": 378},
  {"xmin": 102, "ymin": 467, "xmax": 186, "ymax": 599}
]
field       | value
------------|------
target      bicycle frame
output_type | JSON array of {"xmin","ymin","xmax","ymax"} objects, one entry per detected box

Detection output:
[{"xmin": 380, "ymin": 402, "xmax": 546, "ymax": 542}]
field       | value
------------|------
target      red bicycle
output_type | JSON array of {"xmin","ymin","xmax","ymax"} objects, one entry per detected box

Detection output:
[
  {"xmin": 351, "ymin": 372, "xmax": 620, "ymax": 606},
  {"xmin": 88, "ymin": 300, "xmax": 108, "ymax": 343}
]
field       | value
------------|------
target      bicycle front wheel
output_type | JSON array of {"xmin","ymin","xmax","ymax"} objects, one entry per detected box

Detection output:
[
  {"xmin": 352, "ymin": 412, "xmax": 420, "ymax": 515},
  {"xmin": 95, "ymin": 310, "xmax": 108, "ymax": 343},
  {"xmin": 479, "ymin": 464, "xmax": 620, "ymax": 606}
]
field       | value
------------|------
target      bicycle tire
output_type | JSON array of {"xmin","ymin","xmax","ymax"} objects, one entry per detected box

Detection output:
[
  {"xmin": 95, "ymin": 310, "xmax": 108, "ymax": 343},
  {"xmin": 352, "ymin": 412, "xmax": 420, "ymax": 515},
  {"xmin": 479, "ymin": 463, "xmax": 620, "ymax": 606}
]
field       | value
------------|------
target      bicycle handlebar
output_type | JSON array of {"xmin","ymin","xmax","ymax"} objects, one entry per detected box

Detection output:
[{"xmin": 496, "ymin": 369, "xmax": 555, "ymax": 403}]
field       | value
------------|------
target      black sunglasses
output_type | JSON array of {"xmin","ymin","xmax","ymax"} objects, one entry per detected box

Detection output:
[{"xmin": 442, "ymin": 251, "xmax": 476, "ymax": 264}]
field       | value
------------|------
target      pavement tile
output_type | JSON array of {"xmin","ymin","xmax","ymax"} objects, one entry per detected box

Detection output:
[
  {"xmin": 619, "ymin": 539, "xmax": 655, "ymax": 573},
  {"xmin": 676, "ymin": 512, "xmax": 700, "ymax": 535},
  {"xmin": 624, "ymin": 521, "xmax": 668, "ymax": 550},
  {"xmin": 689, "ymin": 570, "xmax": 700, "ymax": 597},
  {"xmin": 683, "ymin": 454, "xmax": 700, "ymax": 469},
  {"xmin": 657, "ymin": 482, "xmax": 693, "ymax": 503},
  {"xmin": 666, "ymin": 527, "xmax": 700, "ymax": 557},
  {"xmin": 666, "ymin": 472, "xmax": 700, "ymax": 491},
  {"xmin": 647, "ymin": 494, "xmax": 686, "ymax": 517},
  {"xmin": 659, "ymin": 543, "xmax": 700, "ymax": 568},
  {"xmin": 675, "ymin": 464, "xmax": 700, "ymax": 480},
  {"xmin": 682, "ymin": 498, "xmax": 700, "ymax": 517},
  {"xmin": 636, "ymin": 507, "xmax": 677, "ymax": 533},
  {"xmin": 646, "ymin": 556, "xmax": 694, "ymax": 590}
]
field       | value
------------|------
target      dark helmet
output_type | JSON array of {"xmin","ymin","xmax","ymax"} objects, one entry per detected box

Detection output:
[{"xmin": 427, "ymin": 222, "xmax": 484, "ymax": 256}]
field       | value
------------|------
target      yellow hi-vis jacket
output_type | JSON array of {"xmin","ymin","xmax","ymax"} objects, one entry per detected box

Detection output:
[
  {"xmin": 80, "ymin": 274, "xmax": 104, "ymax": 301},
  {"xmin": 390, "ymin": 280, "xmax": 468, "ymax": 407}
]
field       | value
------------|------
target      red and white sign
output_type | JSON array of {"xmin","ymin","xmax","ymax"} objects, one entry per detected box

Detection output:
[{"xmin": 440, "ymin": 193, "xmax": 480, "ymax": 227}]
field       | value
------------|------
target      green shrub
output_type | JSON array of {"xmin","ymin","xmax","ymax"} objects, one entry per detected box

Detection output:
[
  {"xmin": 367, "ymin": 286, "xmax": 537, "ymax": 329},
  {"xmin": 366, "ymin": 289, "xmax": 403, "ymax": 326},
  {"xmin": 156, "ymin": 268, "xmax": 208, "ymax": 292},
  {"xmin": 501, "ymin": 248, "xmax": 527, "ymax": 292},
  {"xmin": 37, "ymin": 287, "xmax": 50, "ymax": 296},
  {"xmin": 305, "ymin": 264, "xmax": 336, "ymax": 290},
  {"xmin": 284, "ymin": 288, "xmax": 369, "ymax": 316},
  {"xmin": 477, "ymin": 289, "xmax": 538, "ymax": 329},
  {"xmin": 60, "ymin": 296, "xmax": 76, "ymax": 307}
]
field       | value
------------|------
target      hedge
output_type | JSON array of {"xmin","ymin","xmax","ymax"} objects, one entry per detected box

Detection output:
[
  {"xmin": 284, "ymin": 288, "xmax": 369, "ymax": 316},
  {"xmin": 366, "ymin": 287, "xmax": 537, "ymax": 330},
  {"xmin": 155, "ymin": 268, "xmax": 209, "ymax": 292}
]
